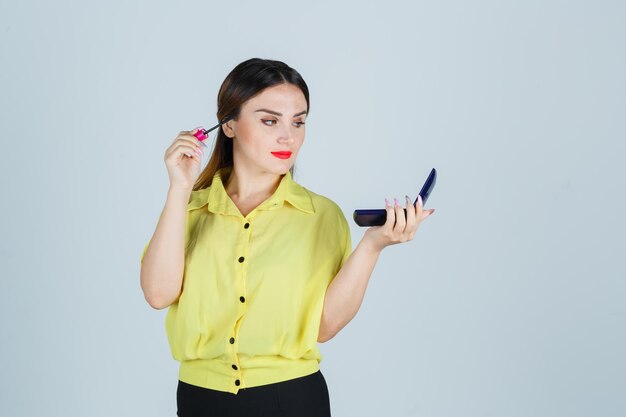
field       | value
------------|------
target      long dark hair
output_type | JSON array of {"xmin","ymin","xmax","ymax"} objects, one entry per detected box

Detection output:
[{"xmin": 193, "ymin": 58, "xmax": 310, "ymax": 191}]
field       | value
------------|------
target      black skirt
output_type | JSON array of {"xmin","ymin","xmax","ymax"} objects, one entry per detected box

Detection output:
[{"xmin": 176, "ymin": 370, "xmax": 331, "ymax": 417}]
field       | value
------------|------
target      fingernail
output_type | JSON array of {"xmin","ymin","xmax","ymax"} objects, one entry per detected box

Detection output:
[
  {"xmin": 385, "ymin": 198, "xmax": 390, "ymax": 207},
  {"xmin": 418, "ymin": 194, "xmax": 423, "ymax": 207},
  {"xmin": 394, "ymin": 198, "xmax": 400, "ymax": 207},
  {"xmin": 405, "ymin": 195, "xmax": 411, "ymax": 205}
]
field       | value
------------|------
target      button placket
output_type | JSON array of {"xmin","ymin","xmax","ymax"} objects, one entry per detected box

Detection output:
[
  {"xmin": 238, "ymin": 219, "xmax": 251, "ymax": 309},
  {"xmin": 231, "ymin": 217, "xmax": 252, "ymax": 389}
]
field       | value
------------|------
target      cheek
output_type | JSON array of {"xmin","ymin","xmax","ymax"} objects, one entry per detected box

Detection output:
[
  {"xmin": 237, "ymin": 123, "xmax": 267, "ymax": 150},
  {"xmin": 293, "ymin": 132, "xmax": 305, "ymax": 150},
  {"xmin": 237, "ymin": 122, "xmax": 257, "ymax": 141}
]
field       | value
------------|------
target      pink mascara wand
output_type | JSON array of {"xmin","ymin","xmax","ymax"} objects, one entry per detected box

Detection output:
[{"xmin": 193, "ymin": 114, "xmax": 234, "ymax": 148}]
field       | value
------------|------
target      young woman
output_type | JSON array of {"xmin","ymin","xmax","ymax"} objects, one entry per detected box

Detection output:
[{"xmin": 140, "ymin": 58, "xmax": 435, "ymax": 417}]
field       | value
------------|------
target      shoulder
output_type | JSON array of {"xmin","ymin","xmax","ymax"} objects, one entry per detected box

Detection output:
[
  {"xmin": 299, "ymin": 186, "xmax": 352, "ymax": 254},
  {"xmin": 300, "ymin": 186, "xmax": 348, "ymax": 225},
  {"xmin": 297, "ymin": 184, "xmax": 337, "ymax": 210},
  {"xmin": 186, "ymin": 186, "xmax": 211, "ymax": 211}
]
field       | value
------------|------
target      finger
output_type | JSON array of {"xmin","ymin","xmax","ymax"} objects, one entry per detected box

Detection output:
[
  {"xmin": 382, "ymin": 198, "xmax": 395, "ymax": 230},
  {"xmin": 176, "ymin": 143, "xmax": 204, "ymax": 159},
  {"xmin": 393, "ymin": 197, "xmax": 406, "ymax": 233},
  {"xmin": 172, "ymin": 129, "xmax": 206, "ymax": 147},
  {"xmin": 178, "ymin": 133, "xmax": 206, "ymax": 148},
  {"xmin": 165, "ymin": 145, "xmax": 201, "ymax": 163},
  {"xmin": 170, "ymin": 136, "xmax": 205, "ymax": 155},
  {"xmin": 405, "ymin": 195, "xmax": 417, "ymax": 233},
  {"xmin": 186, "ymin": 148, "xmax": 202, "ymax": 162},
  {"xmin": 166, "ymin": 142, "xmax": 199, "ymax": 157},
  {"xmin": 421, "ymin": 208, "xmax": 435, "ymax": 220},
  {"xmin": 417, "ymin": 194, "xmax": 424, "ymax": 218},
  {"xmin": 169, "ymin": 138, "xmax": 197, "ymax": 154},
  {"xmin": 171, "ymin": 130, "xmax": 190, "ymax": 145},
  {"xmin": 185, "ymin": 151, "xmax": 201, "ymax": 162},
  {"xmin": 177, "ymin": 128, "xmax": 200, "ymax": 135}
]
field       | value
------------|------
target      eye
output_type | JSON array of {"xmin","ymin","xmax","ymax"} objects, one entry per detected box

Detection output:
[
  {"xmin": 262, "ymin": 119, "xmax": 277, "ymax": 126},
  {"xmin": 293, "ymin": 121, "xmax": 306, "ymax": 128}
]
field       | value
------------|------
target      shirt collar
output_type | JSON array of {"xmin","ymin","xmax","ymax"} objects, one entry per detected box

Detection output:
[{"xmin": 187, "ymin": 166, "xmax": 315, "ymax": 216}]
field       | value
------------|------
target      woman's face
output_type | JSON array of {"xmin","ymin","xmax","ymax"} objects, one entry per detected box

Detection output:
[{"xmin": 223, "ymin": 83, "xmax": 308, "ymax": 176}]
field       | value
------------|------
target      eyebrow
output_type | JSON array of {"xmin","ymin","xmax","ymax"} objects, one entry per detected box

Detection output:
[{"xmin": 254, "ymin": 108, "xmax": 308, "ymax": 117}]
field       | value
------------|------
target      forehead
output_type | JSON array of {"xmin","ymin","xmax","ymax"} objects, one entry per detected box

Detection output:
[{"xmin": 242, "ymin": 83, "xmax": 307, "ymax": 112}]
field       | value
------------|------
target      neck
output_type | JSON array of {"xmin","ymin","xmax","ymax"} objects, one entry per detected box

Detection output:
[{"xmin": 224, "ymin": 165, "xmax": 284, "ymax": 204}]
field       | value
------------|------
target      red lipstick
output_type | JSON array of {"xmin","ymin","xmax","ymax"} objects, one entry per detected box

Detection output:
[{"xmin": 271, "ymin": 151, "xmax": 292, "ymax": 159}]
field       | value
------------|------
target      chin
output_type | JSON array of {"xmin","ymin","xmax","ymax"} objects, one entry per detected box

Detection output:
[
  {"xmin": 256, "ymin": 165, "xmax": 288, "ymax": 176},
  {"xmin": 268, "ymin": 159, "xmax": 294, "ymax": 175},
  {"xmin": 276, "ymin": 166, "xmax": 292, "ymax": 175}
]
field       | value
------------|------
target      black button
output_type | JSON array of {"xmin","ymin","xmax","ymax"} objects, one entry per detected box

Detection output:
[
  {"xmin": 229, "ymin": 337, "xmax": 235, "ymax": 344},
  {"xmin": 238, "ymin": 256, "xmax": 245, "ymax": 263},
  {"xmin": 244, "ymin": 223, "xmax": 250, "ymax": 229},
  {"xmin": 232, "ymin": 364, "xmax": 238, "ymax": 370},
  {"xmin": 235, "ymin": 379, "xmax": 241, "ymax": 386},
  {"xmin": 240, "ymin": 296, "xmax": 245, "ymax": 303}
]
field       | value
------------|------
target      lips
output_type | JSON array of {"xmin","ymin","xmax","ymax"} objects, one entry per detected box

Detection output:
[{"xmin": 271, "ymin": 151, "xmax": 292, "ymax": 159}]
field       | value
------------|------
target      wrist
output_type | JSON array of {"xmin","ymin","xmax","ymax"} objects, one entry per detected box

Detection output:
[
  {"xmin": 360, "ymin": 233, "xmax": 385, "ymax": 256},
  {"xmin": 167, "ymin": 186, "xmax": 192, "ymax": 201}
]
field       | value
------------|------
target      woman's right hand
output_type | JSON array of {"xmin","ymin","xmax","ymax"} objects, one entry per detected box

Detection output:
[{"xmin": 164, "ymin": 128, "xmax": 205, "ymax": 192}]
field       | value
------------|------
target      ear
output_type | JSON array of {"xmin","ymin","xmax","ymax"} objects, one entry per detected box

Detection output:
[{"xmin": 222, "ymin": 120, "xmax": 236, "ymax": 138}]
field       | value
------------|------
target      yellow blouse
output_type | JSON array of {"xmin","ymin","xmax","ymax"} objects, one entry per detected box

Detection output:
[{"xmin": 140, "ymin": 167, "xmax": 352, "ymax": 394}]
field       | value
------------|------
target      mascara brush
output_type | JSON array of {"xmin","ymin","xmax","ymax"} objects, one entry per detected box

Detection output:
[{"xmin": 193, "ymin": 114, "xmax": 234, "ymax": 148}]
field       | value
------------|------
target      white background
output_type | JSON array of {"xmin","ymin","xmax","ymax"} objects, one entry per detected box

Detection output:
[{"xmin": 1, "ymin": 0, "xmax": 624, "ymax": 416}]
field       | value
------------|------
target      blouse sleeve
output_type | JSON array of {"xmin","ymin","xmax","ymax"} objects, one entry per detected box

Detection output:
[
  {"xmin": 337, "ymin": 208, "xmax": 353, "ymax": 271},
  {"xmin": 140, "ymin": 239, "xmax": 150, "ymax": 266}
]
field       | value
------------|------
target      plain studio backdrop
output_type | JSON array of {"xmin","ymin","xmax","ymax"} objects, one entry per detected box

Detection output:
[{"xmin": 1, "ymin": 1, "xmax": 624, "ymax": 416}]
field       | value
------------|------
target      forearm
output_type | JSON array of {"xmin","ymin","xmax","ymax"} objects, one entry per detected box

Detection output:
[
  {"xmin": 140, "ymin": 187, "xmax": 191, "ymax": 309},
  {"xmin": 318, "ymin": 237, "xmax": 382, "ymax": 342}
]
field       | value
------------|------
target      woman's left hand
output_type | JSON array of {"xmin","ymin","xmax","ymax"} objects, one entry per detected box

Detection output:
[{"xmin": 362, "ymin": 195, "xmax": 435, "ymax": 252}]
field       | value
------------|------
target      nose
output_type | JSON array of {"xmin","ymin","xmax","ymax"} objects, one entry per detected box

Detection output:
[{"xmin": 277, "ymin": 124, "xmax": 295, "ymax": 145}]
